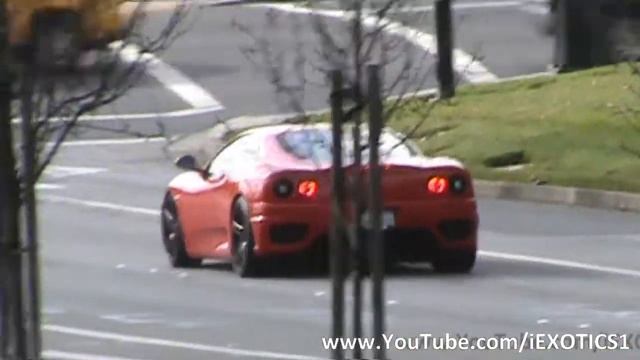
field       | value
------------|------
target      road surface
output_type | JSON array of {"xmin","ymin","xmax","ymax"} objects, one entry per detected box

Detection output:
[{"xmin": 35, "ymin": 1, "xmax": 640, "ymax": 359}]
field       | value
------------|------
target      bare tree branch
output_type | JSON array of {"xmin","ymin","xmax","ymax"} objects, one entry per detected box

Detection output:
[{"xmin": 19, "ymin": 0, "xmax": 193, "ymax": 183}]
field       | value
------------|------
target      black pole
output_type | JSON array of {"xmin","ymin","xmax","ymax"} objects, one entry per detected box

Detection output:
[
  {"xmin": 351, "ymin": 121, "xmax": 364, "ymax": 360},
  {"xmin": 329, "ymin": 70, "xmax": 346, "ymax": 360},
  {"xmin": 367, "ymin": 64, "xmax": 386, "ymax": 360},
  {"xmin": 351, "ymin": 5, "xmax": 364, "ymax": 355},
  {"xmin": 20, "ymin": 69, "xmax": 42, "ymax": 360},
  {"xmin": 552, "ymin": 0, "xmax": 593, "ymax": 71},
  {"xmin": 435, "ymin": 0, "xmax": 455, "ymax": 98}
]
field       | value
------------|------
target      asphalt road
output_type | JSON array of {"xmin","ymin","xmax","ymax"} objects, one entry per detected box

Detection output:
[
  {"xmin": 40, "ymin": 143, "xmax": 640, "ymax": 360},
  {"xmin": 45, "ymin": 0, "xmax": 554, "ymax": 141},
  {"xmin": 33, "ymin": 1, "xmax": 640, "ymax": 360}
]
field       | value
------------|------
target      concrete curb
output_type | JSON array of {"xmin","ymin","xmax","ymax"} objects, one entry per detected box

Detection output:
[{"xmin": 474, "ymin": 180, "xmax": 640, "ymax": 213}]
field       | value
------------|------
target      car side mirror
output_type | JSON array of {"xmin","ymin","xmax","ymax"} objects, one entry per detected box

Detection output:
[{"xmin": 175, "ymin": 155, "xmax": 200, "ymax": 172}]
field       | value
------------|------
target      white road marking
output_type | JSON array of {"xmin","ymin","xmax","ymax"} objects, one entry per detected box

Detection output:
[
  {"xmin": 115, "ymin": 42, "xmax": 224, "ymax": 110},
  {"xmin": 38, "ymin": 166, "xmax": 105, "ymax": 190},
  {"xmin": 44, "ymin": 166, "xmax": 108, "ymax": 180},
  {"xmin": 36, "ymin": 183, "xmax": 65, "ymax": 190},
  {"xmin": 75, "ymin": 106, "xmax": 224, "ymax": 122},
  {"xmin": 521, "ymin": 5, "xmax": 551, "ymax": 15},
  {"xmin": 41, "ymin": 195, "xmax": 160, "ymax": 217},
  {"xmin": 12, "ymin": 40, "xmax": 224, "ymax": 125},
  {"xmin": 43, "ymin": 350, "xmax": 150, "ymax": 360},
  {"xmin": 12, "ymin": 105, "xmax": 223, "ymax": 124},
  {"xmin": 41, "ymin": 195, "xmax": 640, "ymax": 279},
  {"xmin": 578, "ymin": 323, "xmax": 591, "ymax": 329},
  {"xmin": 100, "ymin": 313, "xmax": 164, "ymax": 325},
  {"xmin": 259, "ymin": 3, "xmax": 498, "ymax": 83},
  {"xmin": 328, "ymin": 0, "xmax": 548, "ymax": 14},
  {"xmin": 14, "ymin": 41, "xmax": 550, "ymax": 125},
  {"xmin": 536, "ymin": 318, "xmax": 549, "ymax": 324},
  {"xmin": 613, "ymin": 311, "xmax": 636, "ymax": 319},
  {"xmin": 381, "ymin": 1, "xmax": 522, "ymax": 13},
  {"xmin": 479, "ymin": 250, "xmax": 640, "ymax": 279},
  {"xmin": 56, "ymin": 137, "xmax": 166, "ymax": 147},
  {"xmin": 520, "ymin": 0, "xmax": 550, "ymax": 15},
  {"xmin": 43, "ymin": 308, "xmax": 67, "ymax": 315},
  {"xmin": 44, "ymin": 325, "xmax": 327, "ymax": 360}
]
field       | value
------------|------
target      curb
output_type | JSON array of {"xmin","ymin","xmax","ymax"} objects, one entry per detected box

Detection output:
[{"xmin": 474, "ymin": 180, "xmax": 640, "ymax": 213}]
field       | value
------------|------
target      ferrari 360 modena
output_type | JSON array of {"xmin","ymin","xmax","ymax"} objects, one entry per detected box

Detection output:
[{"xmin": 161, "ymin": 123, "xmax": 479, "ymax": 277}]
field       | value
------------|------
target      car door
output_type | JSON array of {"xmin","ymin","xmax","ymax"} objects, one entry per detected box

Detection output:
[
  {"xmin": 195, "ymin": 135, "xmax": 260, "ymax": 257},
  {"xmin": 174, "ymin": 135, "xmax": 248, "ymax": 257}
]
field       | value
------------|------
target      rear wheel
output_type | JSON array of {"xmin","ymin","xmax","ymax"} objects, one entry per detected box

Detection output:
[
  {"xmin": 161, "ymin": 193, "xmax": 202, "ymax": 268},
  {"xmin": 231, "ymin": 197, "xmax": 261, "ymax": 277},
  {"xmin": 432, "ymin": 250, "xmax": 476, "ymax": 274}
]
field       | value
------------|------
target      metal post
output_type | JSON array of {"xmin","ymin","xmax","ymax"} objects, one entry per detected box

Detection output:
[
  {"xmin": 435, "ymin": 0, "xmax": 455, "ymax": 98},
  {"xmin": 351, "ymin": 117, "xmax": 364, "ymax": 360},
  {"xmin": 20, "ymin": 70, "xmax": 42, "ymax": 360},
  {"xmin": 552, "ymin": 0, "xmax": 594, "ymax": 71},
  {"xmin": 351, "ymin": 3, "xmax": 364, "ymax": 354},
  {"xmin": 367, "ymin": 64, "xmax": 385, "ymax": 360},
  {"xmin": 329, "ymin": 70, "xmax": 346, "ymax": 360}
]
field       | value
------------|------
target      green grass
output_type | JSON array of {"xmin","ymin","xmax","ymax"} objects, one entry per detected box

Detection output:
[
  {"xmin": 307, "ymin": 65, "xmax": 640, "ymax": 193},
  {"xmin": 386, "ymin": 65, "xmax": 640, "ymax": 193}
]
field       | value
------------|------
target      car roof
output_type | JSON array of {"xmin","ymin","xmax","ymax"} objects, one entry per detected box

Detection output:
[
  {"xmin": 238, "ymin": 123, "xmax": 332, "ymax": 138},
  {"xmin": 233, "ymin": 123, "xmax": 465, "ymax": 170}
]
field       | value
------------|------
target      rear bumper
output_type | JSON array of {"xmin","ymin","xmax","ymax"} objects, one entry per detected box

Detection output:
[{"xmin": 250, "ymin": 198, "xmax": 478, "ymax": 259}]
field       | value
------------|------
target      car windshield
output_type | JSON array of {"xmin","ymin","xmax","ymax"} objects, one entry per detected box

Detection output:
[{"xmin": 276, "ymin": 126, "xmax": 421, "ymax": 164}]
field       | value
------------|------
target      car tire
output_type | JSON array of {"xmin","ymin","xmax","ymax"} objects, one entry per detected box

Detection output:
[
  {"xmin": 231, "ymin": 197, "xmax": 261, "ymax": 278},
  {"xmin": 161, "ymin": 192, "xmax": 202, "ymax": 268},
  {"xmin": 432, "ymin": 250, "xmax": 476, "ymax": 274}
]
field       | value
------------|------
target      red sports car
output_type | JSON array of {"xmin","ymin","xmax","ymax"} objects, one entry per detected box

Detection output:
[{"xmin": 161, "ymin": 123, "xmax": 479, "ymax": 277}]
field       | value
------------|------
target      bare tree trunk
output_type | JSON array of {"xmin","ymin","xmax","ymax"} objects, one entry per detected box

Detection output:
[
  {"xmin": 350, "ymin": 2, "xmax": 365, "ymax": 359},
  {"xmin": 0, "ymin": 1, "xmax": 27, "ymax": 358},
  {"xmin": 19, "ymin": 70, "xmax": 41, "ymax": 360}
]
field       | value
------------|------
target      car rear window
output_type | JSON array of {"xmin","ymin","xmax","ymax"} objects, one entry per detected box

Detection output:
[{"xmin": 276, "ymin": 127, "xmax": 420, "ymax": 163}]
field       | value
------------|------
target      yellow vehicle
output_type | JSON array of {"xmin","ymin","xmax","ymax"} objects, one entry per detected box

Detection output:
[{"xmin": 7, "ymin": 0, "xmax": 128, "ymax": 68}]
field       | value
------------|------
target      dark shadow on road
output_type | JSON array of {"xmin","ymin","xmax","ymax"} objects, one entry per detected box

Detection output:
[{"xmin": 186, "ymin": 255, "xmax": 613, "ymax": 282}]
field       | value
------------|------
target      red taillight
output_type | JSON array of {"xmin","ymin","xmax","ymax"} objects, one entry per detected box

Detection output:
[
  {"xmin": 427, "ymin": 176, "xmax": 449, "ymax": 194},
  {"xmin": 298, "ymin": 180, "xmax": 319, "ymax": 198}
]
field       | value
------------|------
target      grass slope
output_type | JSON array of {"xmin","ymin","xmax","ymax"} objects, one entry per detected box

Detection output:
[{"xmin": 388, "ymin": 65, "xmax": 640, "ymax": 193}]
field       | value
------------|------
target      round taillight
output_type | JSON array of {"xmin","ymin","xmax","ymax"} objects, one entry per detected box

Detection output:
[
  {"xmin": 273, "ymin": 179, "xmax": 294, "ymax": 198},
  {"xmin": 298, "ymin": 180, "xmax": 319, "ymax": 198},
  {"xmin": 427, "ymin": 176, "xmax": 449, "ymax": 194}
]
